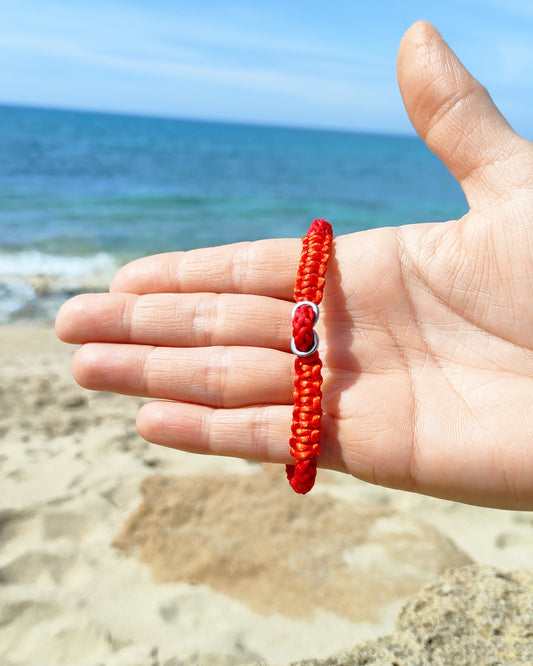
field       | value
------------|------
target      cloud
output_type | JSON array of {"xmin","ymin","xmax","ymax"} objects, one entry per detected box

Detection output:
[
  {"xmin": 0, "ymin": 2, "xmax": 392, "ymax": 124},
  {"xmin": 4, "ymin": 1, "xmax": 529, "ymax": 134},
  {"xmin": 0, "ymin": 30, "xmax": 374, "ymax": 105}
]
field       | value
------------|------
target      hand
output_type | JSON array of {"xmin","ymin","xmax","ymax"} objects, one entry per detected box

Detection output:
[{"xmin": 56, "ymin": 22, "xmax": 533, "ymax": 509}]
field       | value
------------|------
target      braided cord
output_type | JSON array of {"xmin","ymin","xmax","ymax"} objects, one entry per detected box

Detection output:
[{"xmin": 287, "ymin": 219, "xmax": 333, "ymax": 494}]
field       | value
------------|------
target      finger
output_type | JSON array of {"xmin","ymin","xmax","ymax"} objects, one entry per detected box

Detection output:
[
  {"xmin": 72, "ymin": 342, "xmax": 293, "ymax": 408},
  {"xmin": 56, "ymin": 291, "xmax": 291, "ymax": 351},
  {"xmin": 110, "ymin": 237, "xmax": 301, "ymax": 297},
  {"xmin": 137, "ymin": 401, "xmax": 293, "ymax": 464},
  {"xmin": 397, "ymin": 21, "xmax": 532, "ymax": 207},
  {"xmin": 137, "ymin": 400, "xmax": 344, "ymax": 471}
]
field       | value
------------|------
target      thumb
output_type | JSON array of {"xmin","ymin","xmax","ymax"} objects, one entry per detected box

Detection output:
[{"xmin": 397, "ymin": 21, "xmax": 529, "ymax": 210}]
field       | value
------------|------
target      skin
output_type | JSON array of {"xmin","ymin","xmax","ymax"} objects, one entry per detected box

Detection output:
[{"xmin": 56, "ymin": 22, "xmax": 533, "ymax": 509}]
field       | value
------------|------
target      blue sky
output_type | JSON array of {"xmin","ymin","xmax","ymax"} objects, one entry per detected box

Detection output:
[{"xmin": 2, "ymin": 0, "xmax": 533, "ymax": 137}]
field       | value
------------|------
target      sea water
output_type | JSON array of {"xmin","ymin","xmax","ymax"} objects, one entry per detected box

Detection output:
[{"xmin": 0, "ymin": 104, "xmax": 467, "ymax": 322}]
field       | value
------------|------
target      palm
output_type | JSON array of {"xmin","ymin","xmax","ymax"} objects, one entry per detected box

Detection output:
[
  {"xmin": 327, "ymin": 200, "xmax": 533, "ymax": 507},
  {"xmin": 56, "ymin": 22, "xmax": 533, "ymax": 508}
]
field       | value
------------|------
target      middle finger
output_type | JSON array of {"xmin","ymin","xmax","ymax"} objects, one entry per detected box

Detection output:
[
  {"xmin": 58, "ymin": 291, "xmax": 291, "ymax": 350},
  {"xmin": 72, "ymin": 343, "xmax": 293, "ymax": 408}
]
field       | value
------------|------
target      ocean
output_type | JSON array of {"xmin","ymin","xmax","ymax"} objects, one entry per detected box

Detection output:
[{"xmin": 0, "ymin": 104, "xmax": 467, "ymax": 323}]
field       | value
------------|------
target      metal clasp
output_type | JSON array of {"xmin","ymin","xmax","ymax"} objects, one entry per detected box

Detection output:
[{"xmin": 291, "ymin": 300, "xmax": 320, "ymax": 357}]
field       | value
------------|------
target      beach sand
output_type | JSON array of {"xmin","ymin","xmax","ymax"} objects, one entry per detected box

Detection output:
[{"xmin": 2, "ymin": 324, "xmax": 533, "ymax": 665}]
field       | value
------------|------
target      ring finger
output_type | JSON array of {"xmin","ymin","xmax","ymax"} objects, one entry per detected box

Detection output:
[{"xmin": 72, "ymin": 343, "xmax": 293, "ymax": 407}]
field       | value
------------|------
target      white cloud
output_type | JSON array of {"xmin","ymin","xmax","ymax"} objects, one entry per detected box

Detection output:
[{"xmin": 3, "ymin": 1, "xmax": 529, "ymax": 134}]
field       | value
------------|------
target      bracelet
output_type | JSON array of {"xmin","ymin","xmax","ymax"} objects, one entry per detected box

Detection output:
[{"xmin": 287, "ymin": 219, "xmax": 333, "ymax": 494}]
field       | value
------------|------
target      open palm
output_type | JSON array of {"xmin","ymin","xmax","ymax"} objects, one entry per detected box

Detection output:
[{"xmin": 56, "ymin": 22, "xmax": 533, "ymax": 508}]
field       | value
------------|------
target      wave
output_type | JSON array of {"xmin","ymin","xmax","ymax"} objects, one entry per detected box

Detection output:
[{"xmin": 0, "ymin": 250, "xmax": 119, "ymax": 323}]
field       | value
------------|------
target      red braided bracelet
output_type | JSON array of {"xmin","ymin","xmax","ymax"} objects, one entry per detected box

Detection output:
[{"xmin": 287, "ymin": 219, "xmax": 333, "ymax": 494}]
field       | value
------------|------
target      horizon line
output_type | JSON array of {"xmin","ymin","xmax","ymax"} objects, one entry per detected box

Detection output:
[{"xmin": 0, "ymin": 100, "xmax": 418, "ymax": 141}]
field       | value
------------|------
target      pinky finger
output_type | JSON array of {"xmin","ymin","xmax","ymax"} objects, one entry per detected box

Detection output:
[{"xmin": 137, "ymin": 401, "xmax": 293, "ymax": 464}]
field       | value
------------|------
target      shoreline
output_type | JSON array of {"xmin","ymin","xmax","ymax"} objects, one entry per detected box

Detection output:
[{"xmin": 0, "ymin": 250, "xmax": 118, "ymax": 324}]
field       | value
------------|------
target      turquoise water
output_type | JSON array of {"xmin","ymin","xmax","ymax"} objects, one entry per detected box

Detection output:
[{"xmin": 0, "ymin": 104, "xmax": 467, "ymax": 321}]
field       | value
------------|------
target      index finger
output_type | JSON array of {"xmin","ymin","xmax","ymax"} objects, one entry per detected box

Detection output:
[{"xmin": 110, "ymin": 237, "xmax": 301, "ymax": 298}]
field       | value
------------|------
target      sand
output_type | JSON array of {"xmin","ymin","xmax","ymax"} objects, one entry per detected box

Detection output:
[{"xmin": 2, "ymin": 324, "xmax": 533, "ymax": 666}]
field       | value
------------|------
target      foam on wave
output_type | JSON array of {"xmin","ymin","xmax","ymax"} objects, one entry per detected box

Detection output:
[{"xmin": 0, "ymin": 251, "xmax": 119, "ymax": 323}]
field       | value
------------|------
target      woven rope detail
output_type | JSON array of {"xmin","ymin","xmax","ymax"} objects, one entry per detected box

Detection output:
[{"xmin": 287, "ymin": 219, "xmax": 333, "ymax": 494}]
